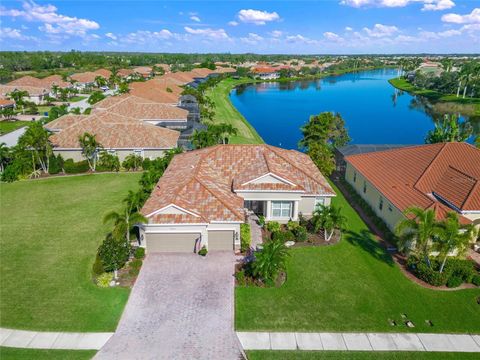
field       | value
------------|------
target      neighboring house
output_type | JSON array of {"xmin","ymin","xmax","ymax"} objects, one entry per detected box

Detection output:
[
  {"xmin": 129, "ymin": 81, "xmax": 180, "ymax": 104},
  {"xmin": 0, "ymin": 85, "xmax": 49, "ymax": 104},
  {"xmin": 70, "ymin": 72, "xmax": 101, "ymax": 89},
  {"xmin": 252, "ymin": 66, "xmax": 281, "ymax": 80},
  {"xmin": 345, "ymin": 142, "xmax": 480, "ymax": 233},
  {"xmin": 335, "ymin": 144, "xmax": 413, "ymax": 174},
  {"xmin": 416, "ymin": 61, "xmax": 443, "ymax": 77},
  {"xmin": 48, "ymin": 111, "xmax": 180, "ymax": 161},
  {"xmin": 94, "ymin": 69, "xmax": 112, "ymax": 79},
  {"xmin": 44, "ymin": 114, "xmax": 89, "ymax": 133},
  {"xmin": 0, "ymin": 98, "xmax": 15, "ymax": 110},
  {"xmin": 117, "ymin": 68, "xmax": 134, "ymax": 79},
  {"xmin": 133, "ymin": 66, "xmax": 154, "ymax": 79},
  {"xmin": 154, "ymin": 63, "xmax": 171, "ymax": 73},
  {"xmin": 139, "ymin": 144, "xmax": 335, "ymax": 253}
]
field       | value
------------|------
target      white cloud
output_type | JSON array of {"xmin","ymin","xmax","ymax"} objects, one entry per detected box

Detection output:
[
  {"xmin": 184, "ymin": 26, "xmax": 229, "ymax": 39},
  {"xmin": 105, "ymin": 32, "xmax": 117, "ymax": 40},
  {"xmin": 323, "ymin": 31, "xmax": 344, "ymax": 42},
  {"xmin": 363, "ymin": 23, "xmax": 399, "ymax": 37},
  {"xmin": 340, "ymin": 0, "xmax": 455, "ymax": 11},
  {"xmin": 240, "ymin": 32, "xmax": 263, "ymax": 44},
  {"xmin": 441, "ymin": 8, "xmax": 480, "ymax": 24},
  {"xmin": 122, "ymin": 29, "xmax": 174, "ymax": 44},
  {"xmin": 237, "ymin": 9, "xmax": 280, "ymax": 25},
  {"xmin": 190, "ymin": 15, "xmax": 201, "ymax": 22},
  {"xmin": 345, "ymin": 26, "xmax": 353, "ymax": 31},
  {"xmin": 0, "ymin": 27, "xmax": 34, "ymax": 40},
  {"xmin": 285, "ymin": 34, "xmax": 317, "ymax": 45},
  {"xmin": 270, "ymin": 30, "xmax": 283, "ymax": 37},
  {"xmin": 228, "ymin": 20, "xmax": 239, "ymax": 26},
  {"xmin": 0, "ymin": 1, "xmax": 99, "ymax": 36}
]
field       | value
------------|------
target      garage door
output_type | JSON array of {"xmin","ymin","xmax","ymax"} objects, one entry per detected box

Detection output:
[
  {"xmin": 146, "ymin": 233, "xmax": 200, "ymax": 253},
  {"xmin": 208, "ymin": 230, "xmax": 234, "ymax": 251}
]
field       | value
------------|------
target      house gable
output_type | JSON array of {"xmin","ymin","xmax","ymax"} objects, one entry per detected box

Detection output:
[
  {"xmin": 242, "ymin": 172, "xmax": 296, "ymax": 187},
  {"xmin": 146, "ymin": 204, "xmax": 200, "ymax": 218}
]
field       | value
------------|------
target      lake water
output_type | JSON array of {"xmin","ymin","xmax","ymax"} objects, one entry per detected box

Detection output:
[{"xmin": 230, "ymin": 69, "xmax": 473, "ymax": 150}]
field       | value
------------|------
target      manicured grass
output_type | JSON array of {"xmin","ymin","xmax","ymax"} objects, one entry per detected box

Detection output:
[
  {"xmin": 389, "ymin": 77, "xmax": 480, "ymax": 105},
  {"xmin": 37, "ymin": 105, "xmax": 52, "ymax": 114},
  {"xmin": 206, "ymin": 78, "xmax": 264, "ymax": 144},
  {"xmin": 235, "ymin": 183, "xmax": 480, "ymax": 333},
  {"xmin": 0, "ymin": 347, "xmax": 95, "ymax": 360},
  {"xmin": 247, "ymin": 351, "xmax": 480, "ymax": 360},
  {"xmin": 0, "ymin": 120, "xmax": 30, "ymax": 135},
  {"xmin": 0, "ymin": 173, "xmax": 141, "ymax": 331},
  {"xmin": 69, "ymin": 96, "xmax": 87, "ymax": 102}
]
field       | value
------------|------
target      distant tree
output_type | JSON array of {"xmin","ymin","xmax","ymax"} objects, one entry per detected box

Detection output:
[
  {"xmin": 1, "ymin": 107, "xmax": 15, "ymax": 120},
  {"xmin": 87, "ymin": 91, "xmax": 106, "ymax": 105},
  {"xmin": 425, "ymin": 114, "xmax": 473, "ymax": 144},
  {"xmin": 117, "ymin": 82, "xmax": 130, "ymax": 94},
  {"xmin": 9, "ymin": 89, "xmax": 29, "ymax": 113},
  {"xmin": 95, "ymin": 76, "xmax": 107, "ymax": 88},
  {"xmin": 78, "ymin": 132, "xmax": 102, "ymax": 171}
]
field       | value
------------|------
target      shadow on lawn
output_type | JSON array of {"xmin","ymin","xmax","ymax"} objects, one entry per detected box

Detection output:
[{"xmin": 345, "ymin": 229, "xmax": 394, "ymax": 267}]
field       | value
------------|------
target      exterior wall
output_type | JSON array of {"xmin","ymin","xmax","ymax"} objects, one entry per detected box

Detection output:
[
  {"xmin": 345, "ymin": 162, "xmax": 405, "ymax": 231},
  {"xmin": 298, "ymin": 196, "xmax": 332, "ymax": 217},
  {"xmin": 238, "ymin": 191, "xmax": 302, "ymax": 223},
  {"xmin": 53, "ymin": 148, "xmax": 168, "ymax": 163}
]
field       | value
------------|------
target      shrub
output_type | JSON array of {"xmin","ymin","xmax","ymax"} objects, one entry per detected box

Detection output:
[
  {"xmin": 96, "ymin": 272, "xmax": 113, "ymax": 288},
  {"xmin": 258, "ymin": 215, "xmax": 266, "ymax": 227},
  {"xmin": 445, "ymin": 259, "xmax": 475, "ymax": 283},
  {"xmin": 287, "ymin": 220, "xmax": 299, "ymax": 232},
  {"xmin": 122, "ymin": 154, "xmax": 143, "ymax": 171},
  {"xmin": 472, "ymin": 274, "xmax": 480, "ymax": 286},
  {"xmin": 129, "ymin": 267, "xmax": 140, "ymax": 276},
  {"xmin": 98, "ymin": 151, "xmax": 120, "ymax": 172},
  {"xmin": 236, "ymin": 270, "xmax": 246, "ymax": 286},
  {"xmin": 198, "ymin": 246, "xmax": 208, "ymax": 256},
  {"xmin": 294, "ymin": 226, "xmax": 308, "ymax": 242},
  {"xmin": 130, "ymin": 259, "xmax": 143, "ymax": 270},
  {"xmin": 251, "ymin": 239, "xmax": 290, "ymax": 285},
  {"xmin": 446, "ymin": 275, "xmax": 463, "ymax": 288},
  {"xmin": 92, "ymin": 255, "xmax": 105, "ymax": 275},
  {"xmin": 64, "ymin": 159, "xmax": 89, "ymax": 174},
  {"xmin": 48, "ymin": 154, "xmax": 64, "ymax": 175},
  {"xmin": 134, "ymin": 247, "xmax": 145, "ymax": 259},
  {"xmin": 413, "ymin": 260, "xmax": 449, "ymax": 286},
  {"xmin": 272, "ymin": 230, "xmax": 295, "ymax": 243},
  {"xmin": 97, "ymin": 233, "xmax": 130, "ymax": 272},
  {"xmin": 240, "ymin": 223, "xmax": 251, "ymax": 252},
  {"xmin": 266, "ymin": 221, "xmax": 281, "ymax": 233}
]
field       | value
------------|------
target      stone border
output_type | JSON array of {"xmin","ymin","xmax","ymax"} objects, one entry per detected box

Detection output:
[
  {"xmin": 237, "ymin": 332, "xmax": 480, "ymax": 352},
  {"xmin": 0, "ymin": 328, "xmax": 113, "ymax": 350}
]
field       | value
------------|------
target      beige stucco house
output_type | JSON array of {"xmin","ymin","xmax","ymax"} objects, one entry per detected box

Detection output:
[
  {"xmin": 139, "ymin": 144, "xmax": 335, "ymax": 253},
  {"xmin": 344, "ymin": 142, "xmax": 480, "ymax": 235}
]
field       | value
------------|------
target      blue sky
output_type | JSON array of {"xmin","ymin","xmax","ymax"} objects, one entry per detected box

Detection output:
[{"xmin": 0, "ymin": 0, "xmax": 479, "ymax": 53}]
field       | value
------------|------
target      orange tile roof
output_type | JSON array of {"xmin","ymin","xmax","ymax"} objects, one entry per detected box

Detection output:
[
  {"xmin": 94, "ymin": 69, "xmax": 112, "ymax": 78},
  {"xmin": 141, "ymin": 145, "xmax": 335, "ymax": 224},
  {"xmin": 8, "ymin": 75, "xmax": 70, "ymax": 89},
  {"xmin": 0, "ymin": 99, "xmax": 15, "ymax": 107},
  {"xmin": 117, "ymin": 68, "xmax": 134, "ymax": 77},
  {"xmin": 44, "ymin": 115, "xmax": 88, "ymax": 131},
  {"xmin": 0, "ymin": 85, "xmax": 49, "ymax": 96},
  {"xmin": 345, "ymin": 142, "xmax": 480, "ymax": 222},
  {"xmin": 50, "ymin": 111, "xmax": 179, "ymax": 150},
  {"xmin": 133, "ymin": 66, "xmax": 153, "ymax": 76},
  {"xmin": 70, "ymin": 72, "xmax": 98, "ymax": 83},
  {"xmin": 129, "ymin": 82, "xmax": 180, "ymax": 104}
]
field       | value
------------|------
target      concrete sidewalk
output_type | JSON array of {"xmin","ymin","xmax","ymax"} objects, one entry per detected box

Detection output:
[
  {"xmin": 237, "ymin": 332, "xmax": 480, "ymax": 352},
  {"xmin": 0, "ymin": 328, "xmax": 113, "ymax": 350}
]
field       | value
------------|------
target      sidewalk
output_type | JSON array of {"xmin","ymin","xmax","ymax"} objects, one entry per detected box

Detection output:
[
  {"xmin": 237, "ymin": 332, "xmax": 480, "ymax": 352},
  {"xmin": 0, "ymin": 328, "xmax": 113, "ymax": 350}
]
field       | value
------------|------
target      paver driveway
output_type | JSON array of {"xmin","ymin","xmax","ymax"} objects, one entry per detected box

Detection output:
[{"xmin": 95, "ymin": 253, "xmax": 243, "ymax": 360}]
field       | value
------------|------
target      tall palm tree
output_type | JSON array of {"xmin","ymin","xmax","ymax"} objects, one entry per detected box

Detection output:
[
  {"xmin": 124, "ymin": 189, "xmax": 144, "ymax": 214},
  {"xmin": 395, "ymin": 206, "xmax": 441, "ymax": 267},
  {"xmin": 78, "ymin": 132, "xmax": 101, "ymax": 171},
  {"xmin": 103, "ymin": 208, "xmax": 147, "ymax": 244},
  {"xmin": 311, "ymin": 204, "xmax": 347, "ymax": 241},
  {"xmin": 434, "ymin": 212, "xmax": 476, "ymax": 273},
  {"xmin": 95, "ymin": 76, "xmax": 107, "ymax": 88},
  {"xmin": 425, "ymin": 114, "xmax": 473, "ymax": 144}
]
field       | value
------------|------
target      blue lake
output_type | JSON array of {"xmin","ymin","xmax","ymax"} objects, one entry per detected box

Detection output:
[{"xmin": 230, "ymin": 68, "xmax": 472, "ymax": 150}]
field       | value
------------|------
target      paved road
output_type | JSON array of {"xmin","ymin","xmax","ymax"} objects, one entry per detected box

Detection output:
[
  {"xmin": 95, "ymin": 253, "xmax": 243, "ymax": 360},
  {"xmin": 0, "ymin": 127, "xmax": 27, "ymax": 147}
]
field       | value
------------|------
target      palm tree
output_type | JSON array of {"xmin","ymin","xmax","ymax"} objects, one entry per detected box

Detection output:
[
  {"xmin": 9, "ymin": 90, "xmax": 29, "ymax": 114},
  {"xmin": 211, "ymin": 123, "xmax": 238, "ymax": 144},
  {"xmin": 190, "ymin": 129, "xmax": 217, "ymax": 149},
  {"xmin": 95, "ymin": 76, "xmax": 107, "ymax": 88},
  {"xmin": 18, "ymin": 122, "xmax": 52, "ymax": 173},
  {"xmin": 434, "ymin": 212, "xmax": 476, "ymax": 273},
  {"xmin": 395, "ymin": 206, "xmax": 441, "ymax": 267},
  {"xmin": 51, "ymin": 84, "xmax": 59, "ymax": 99},
  {"xmin": 251, "ymin": 238, "xmax": 290, "ymax": 283},
  {"xmin": 103, "ymin": 208, "xmax": 147, "ymax": 244},
  {"xmin": 425, "ymin": 114, "xmax": 473, "ymax": 144},
  {"xmin": 311, "ymin": 204, "xmax": 347, "ymax": 241},
  {"xmin": 124, "ymin": 189, "xmax": 144, "ymax": 214},
  {"xmin": 0, "ymin": 142, "xmax": 10, "ymax": 173},
  {"xmin": 78, "ymin": 132, "xmax": 101, "ymax": 171}
]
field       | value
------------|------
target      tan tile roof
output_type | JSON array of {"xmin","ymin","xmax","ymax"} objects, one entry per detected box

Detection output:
[
  {"xmin": 8, "ymin": 75, "xmax": 70, "ymax": 89},
  {"xmin": 39, "ymin": 75, "xmax": 70, "ymax": 88},
  {"xmin": 154, "ymin": 64, "xmax": 170, "ymax": 72},
  {"xmin": 129, "ymin": 82, "xmax": 180, "ymax": 104},
  {"xmin": 214, "ymin": 67, "xmax": 236, "ymax": 74},
  {"xmin": 44, "ymin": 115, "xmax": 88, "ymax": 131},
  {"xmin": 141, "ymin": 145, "xmax": 335, "ymax": 224},
  {"xmin": 8, "ymin": 76, "xmax": 43, "ymax": 87},
  {"xmin": 50, "ymin": 111, "xmax": 179, "ymax": 150},
  {"xmin": 70, "ymin": 72, "xmax": 99, "ymax": 83},
  {"xmin": 346, "ymin": 142, "xmax": 480, "ymax": 223},
  {"xmin": 0, "ymin": 85, "xmax": 49, "ymax": 96},
  {"xmin": 94, "ymin": 69, "xmax": 112, "ymax": 78},
  {"xmin": 117, "ymin": 68, "xmax": 134, "ymax": 77},
  {"xmin": 0, "ymin": 99, "xmax": 15, "ymax": 107},
  {"xmin": 133, "ymin": 67, "xmax": 153, "ymax": 76},
  {"xmin": 190, "ymin": 68, "xmax": 215, "ymax": 78}
]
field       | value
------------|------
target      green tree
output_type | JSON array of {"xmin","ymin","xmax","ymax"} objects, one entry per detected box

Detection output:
[
  {"xmin": 251, "ymin": 238, "xmax": 290, "ymax": 284},
  {"xmin": 311, "ymin": 204, "xmax": 347, "ymax": 241},
  {"xmin": 78, "ymin": 132, "xmax": 101, "ymax": 171},
  {"xmin": 9, "ymin": 89, "xmax": 29, "ymax": 114},
  {"xmin": 190, "ymin": 129, "xmax": 217, "ymax": 149},
  {"xmin": 95, "ymin": 76, "xmax": 107, "ymax": 88},
  {"xmin": 87, "ymin": 91, "xmax": 106, "ymax": 105},
  {"xmin": 425, "ymin": 114, "xmax": 473, "ymax": 144},
  {"xmin": 1, "ymin": 107, "xmax": 15, "ymax": 120},
  {"xmin": 46, "ymin": 104, "xmax": 68, "ymax": 122},
  {"xmin": 0, "ymin": 142, "xmax": 10, "ymax": 173},
  {"xmin": 97, "ymin": 233, "xmax": 130, "ymax": 276},
  {"xmin": 395, "ymin": 207, "xmax": 441, "ymax": 267},
  {"xmin": 299, "ymin": 112, "xmax": 350, "ymax": 150},
  {"xmin": 18, "ymin": 122, "xmax": 52, "ymax": 174},
  {"xmin": 435, "ymin": 212, "xmax": 476, "ymax": 273},
  {"xmin": 307, "ymin": 142, "xmax": 336, "ymax": 176},
  {"xmin": 103, "ymin": 208, "xmax": 147, "ymax": 244},
  {"xmin": 98, "ymin": 151, "xmax": 120, "ymax": 171},
  {"xmin": 117, "ymin": 82, "xmax": 130, "ymax": 94}
]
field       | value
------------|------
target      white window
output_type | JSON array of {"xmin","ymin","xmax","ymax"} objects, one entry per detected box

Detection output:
[
  {"xmin": 271, "ymin": 201, "xmax": 293, "ymax": 218},
  {"xmin": 315, "ymin": 197, "xmax": 325, "ymax": 209}
]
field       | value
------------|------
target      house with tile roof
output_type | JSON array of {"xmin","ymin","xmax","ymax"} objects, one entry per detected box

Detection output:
[
  {"xmin": 344, "ymin": 142, "xmax": 480, "ymax": 234},
  {"xmin": 0, "ymin": 84, "xmax": 50, "ymax": 104},
  {"xmin": 48, "ymin": 111, "xmax": 180, "ymax": 162},
  {"xmin": 139, "ymin": 144, "xmax": 335, "ymax": 253}
]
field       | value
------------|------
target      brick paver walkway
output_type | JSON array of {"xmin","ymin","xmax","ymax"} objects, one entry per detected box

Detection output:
[{"xmin": 95, "ymin": 253, "xmax": 243, "ymax": 360}]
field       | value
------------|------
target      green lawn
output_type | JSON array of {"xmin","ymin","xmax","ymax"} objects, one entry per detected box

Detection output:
[
  {"xmin": 206, "ymin": 78, "xmax": 264, "ymax": 144},
  {"xmin": 37, "ymin": 105, "xmax": 52, "ymax": 115},
  {"xmin": 235, "ymin": 183, "xmax": 480, "ymax": 333},
  {"xmin": 247, "ymin": 351, "xmax": 480, "ymax": 360},
  {"xmin": 0, "ymin": 173, "xmax": 141, "ymax": 331},
  {"xmin": 0, "ymin": 347, "xmax": 95, "ymax": 360},
  {"xmin": 69, "ymin": 96, "xmax": 87, "ymax": 102},
  {"xmin": 0, "ymin": 120, "xmax": 30, "ymax": 135}
]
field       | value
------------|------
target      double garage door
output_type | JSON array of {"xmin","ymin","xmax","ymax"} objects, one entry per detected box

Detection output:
[{"xmin": 146, "ymin": 231, "xmax": 234, "ymax": 253}]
